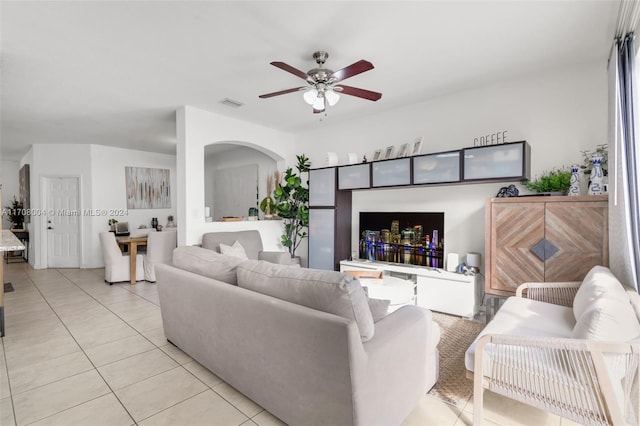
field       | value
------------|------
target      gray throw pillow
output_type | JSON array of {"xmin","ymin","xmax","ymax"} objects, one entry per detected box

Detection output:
[
  {"xmin": 237, "ymin": 260, "xmax": 376, "ymax": 342},
  {"xmin": 172, "ymin": 245, "xmax": 244, "ymax": 285},
  {"xmin": 368, "ymin": 298, "xmax": 391, "ymax": 322}
]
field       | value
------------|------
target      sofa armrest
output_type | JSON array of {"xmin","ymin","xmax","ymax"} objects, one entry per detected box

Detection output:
[
  {"xmin": 258, "ymin": 250, "xmax": 292, "ymax": 265},
  {"xmin": 357, "ymin": 306, "xmax": 439, "ymax": 426},
  {"xmin": 516, "ymin": 281, "xmax": 581, "ymax": 307}
]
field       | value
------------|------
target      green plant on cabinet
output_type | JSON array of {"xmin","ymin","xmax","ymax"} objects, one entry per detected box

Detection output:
[{"xmin": 525, "ymin": 168, "xmax": 571, "ymax": 193}]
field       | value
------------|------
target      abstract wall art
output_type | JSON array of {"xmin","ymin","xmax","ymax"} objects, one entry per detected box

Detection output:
[{"xmin": 125, "ymin": 167, "xmax": 171, "ymax": 209}]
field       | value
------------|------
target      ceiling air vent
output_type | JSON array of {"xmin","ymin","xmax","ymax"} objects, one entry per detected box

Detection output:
[{"xmin": 220, "ymin": 98, "xmax": 244, "ymax": 108}]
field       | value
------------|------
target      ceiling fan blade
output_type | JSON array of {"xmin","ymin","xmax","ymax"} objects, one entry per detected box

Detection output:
[
  {"xmin": 271, "ymin": 62, "xmax": 309, "ymax": 80},
  {"xmin": 259, "ymin": 87, "xmax": 306, "ymax": 99},
  {"xmin": 330, "ymin": 60, "xmax": 374, "ymax": 82},
  {"xmin": 335, "ymin": 84, "xmax": 382, "ymax": 101}
]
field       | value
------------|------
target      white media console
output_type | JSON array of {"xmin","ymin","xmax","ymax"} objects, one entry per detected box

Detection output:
[{"xmin": 339, "ymin": 259, "xmax": 482, "ymax": 319}]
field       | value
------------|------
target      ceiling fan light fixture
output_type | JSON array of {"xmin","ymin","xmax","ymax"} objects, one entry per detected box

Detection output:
[
  {"xmin": 312, "ymin": 95, "xmax": 325, "ymax": 110},
  {"xmin": 303, "ymin": 88, "xmax": 318, "ymax": 105},
  {"xmin": 325, "ymin": 89, "xmax": 340, "ymax": 106}
]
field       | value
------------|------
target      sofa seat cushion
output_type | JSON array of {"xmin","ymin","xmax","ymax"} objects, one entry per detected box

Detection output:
[
  {"xmin": 173, "ymin": 246, "xmax": 244, "ymax": 285},
  {"xmin": 465, "ymin": 297, "xmax": 575, "ymax": 371},
  {"xmin": 237, "ymin": 260, "xmax": 375, "ymax": 342}
]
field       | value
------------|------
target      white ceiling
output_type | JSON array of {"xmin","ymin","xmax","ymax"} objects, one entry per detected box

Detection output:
[{"xmin": 1, "ymin": 1, "xmax": 619, "ymax": 160}]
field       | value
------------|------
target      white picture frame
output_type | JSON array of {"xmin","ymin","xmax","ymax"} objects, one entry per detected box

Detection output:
[
  {"xmin": 327, "ymin": 152, "xmax": 338, "ymax": 166},
  {"xmin": 397, "ymin": 143, "xmax": 409, "ymax": 158},
  {"xmin": 372, "ymin": 149, "xmax": 383, "ymax": 161},
  {"xmin": 411, "ymin": 137, "xmax": 424, "ymax": 156},
  {"xmin": 383, "ymin": 145, "xmax": 395, "ymax": 160}
]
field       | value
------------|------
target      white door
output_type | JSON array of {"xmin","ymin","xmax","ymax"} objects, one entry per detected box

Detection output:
[{"xmin": 46, "ymin": 177, "xmax": 80, "ymax": 268}]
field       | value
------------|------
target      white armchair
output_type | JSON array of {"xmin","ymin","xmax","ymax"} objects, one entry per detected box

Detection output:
[
  {"xmin": 99, "ymin": 232, "xmax": 144, "ymax": 284},
  {"xmin": 144, "ymin": 230, "xmax": 177, "ymax": 282},
  {"xmin": 468, "ymin": 267, "xmax": 640, "ymax": 426}
]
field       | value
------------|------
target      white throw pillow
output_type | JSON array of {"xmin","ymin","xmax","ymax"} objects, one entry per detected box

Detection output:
[{"xmin": 220, "ymin": 241, "xmax": 249, "ymax": 260}]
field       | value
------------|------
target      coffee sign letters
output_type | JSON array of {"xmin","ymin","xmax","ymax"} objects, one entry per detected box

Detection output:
[{"xmin": 474, "ymin": 130, "xmax": 508, "ymax": 147}]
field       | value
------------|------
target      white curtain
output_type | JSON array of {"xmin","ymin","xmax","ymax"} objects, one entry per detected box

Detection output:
[{"xmin": 609, "ymin": 12, "xmax": 640, "ymax": 290}]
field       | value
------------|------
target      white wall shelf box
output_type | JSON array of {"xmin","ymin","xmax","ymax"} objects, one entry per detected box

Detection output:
[
  {"xmin": 339, "ymin": 259, "xmax": 481, "ymax": 318},
  {"xmin": 462, "ymin": 140, "xmax": 530, "ymax": 182},
  {"xmin": 413, "ymin": 150, "xmax": 461, "ymax": 184},
  {"xmin": 309, "ymin": 167, "xmax": 352, "ymax": 270},
  {"xmin": 338, "ymin": 163, "xmax": 370, "ymax": 190},
  {"xmin": 372, "ymin": 158, "xmax": 411, "ymax": 187},
  {"xmin": 309, "ymin": 167, "xmax": 336, "ymax": 207}
]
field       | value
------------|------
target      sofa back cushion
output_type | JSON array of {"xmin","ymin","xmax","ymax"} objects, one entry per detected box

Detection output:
[
  {"xmin": 624, "ymin": 284, "xmax": 640, "ymax": 324},
  {"xmin": 201, "ymin": 231, "xmax": 263, "ymax": 260},
  {"xmin": 236, "ymin": 260, "xmax": 375, "ymax": 342},
  {"xmin": 573, "ymin": 266, "xmax": 629, "ymax": 320},
  {"xmin": 572, "ymin": 265, "xmax": 640, "ymax": 341},
  {"xmin": 173, "ymin": 245, "xmax": 244, "ymax": 285}
]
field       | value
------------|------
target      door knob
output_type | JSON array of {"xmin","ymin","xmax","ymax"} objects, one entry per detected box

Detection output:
[{"xmin": 47, "ymin": 227, "xmax": 53, "ymax": 230}]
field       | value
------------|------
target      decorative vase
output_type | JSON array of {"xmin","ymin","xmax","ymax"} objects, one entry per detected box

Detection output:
[
  {"xmin": 588, "ymin": 156, "xmax": 604, "ymax": 195},
  {"xmin": 568, "ymin": 164, "xmax": 580, "ymax": 196},
  {"xmin": 264, "ymin": 198, "xmax": 272, "ymax": 219}
]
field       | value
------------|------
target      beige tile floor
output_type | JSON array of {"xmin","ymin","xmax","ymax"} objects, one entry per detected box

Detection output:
[{"xmin": 0, "ymin": 262, "xmax": 580, "ymax": 426}]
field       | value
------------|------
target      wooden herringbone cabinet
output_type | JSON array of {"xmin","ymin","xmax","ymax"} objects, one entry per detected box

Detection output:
[{"xmin": 485, "ymin": 195, "xmax": 609, "ymax": 296}]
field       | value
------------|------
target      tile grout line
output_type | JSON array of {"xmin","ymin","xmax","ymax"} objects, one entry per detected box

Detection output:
[
  {"xmin": 11, "ymin": 267, "xmax": 265, "ymax": 425},
  {"xmin": 18, "ymin": 268, "xmax": 139, "ymax": 425},
  {"xmin": 32, "ymin": 268, "xmax": 244, "ymax": 424}
]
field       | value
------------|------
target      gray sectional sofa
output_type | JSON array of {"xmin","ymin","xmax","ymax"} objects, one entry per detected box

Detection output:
[{"xmin": 156, "ymin": 245, "xmax": 441, "ymax": 426}]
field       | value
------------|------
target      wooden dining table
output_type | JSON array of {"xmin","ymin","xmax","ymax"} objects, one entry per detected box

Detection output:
[{"xmin": 116, "ymin": 235, "xmax": 148, "ymax": 285}]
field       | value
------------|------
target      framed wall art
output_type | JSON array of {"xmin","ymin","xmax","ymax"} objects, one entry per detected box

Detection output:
[
  {"xmin": 125, "ymin": 166, "xmax": 171, "ymax": 209},
  {"xmin": 383, "ymin": 145, "xmax": 395, "ymax": 160},
  {"xmin": 411, "ymin": 137, "xmax": 424, "ymax": 156},
  {"xmin": 396, "ymin": 143, "xmax": 409, "ymax": 158}
]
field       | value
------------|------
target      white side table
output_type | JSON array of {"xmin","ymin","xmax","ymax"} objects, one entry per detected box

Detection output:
[{"xmin": 359, "ymin": 276, "xmax": 415, "ymax": 313}]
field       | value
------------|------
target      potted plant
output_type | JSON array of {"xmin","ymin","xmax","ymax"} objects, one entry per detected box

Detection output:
[
  {"xmin": 5, "ymin": 196, "xmax": 25, "ymax": 229},
  {"xmin": 525, "ymin": 168, "xmax": 572, "ymax": 194},
  {"xmin": 108, "ymin": 218, "xmax": 118, "ymax": 231},
  {"xmin": 273, "ymin": 154, "xmax": 310, "ymax": 259},
  {"xmin": 580, "ymin": 144, "xmax": 608, "ymax": 176}
]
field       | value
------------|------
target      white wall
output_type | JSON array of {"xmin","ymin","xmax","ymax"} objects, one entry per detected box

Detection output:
[
  {"xmin": 176, "ymin": 106, "xmax": 296, "ymax": 250},
  {"xmin": 295, "ymin": 62, "xmax": 608, "ymax": 270},
  {"xmin": 25, "ymin": 144, "xmax": 176, "ymax": 269},
  {"xmin": 29, "ymin": 144, "xmax": 92, "ymax": 269},
  {"xmin": 1, "ymin": 160, "xmax": 20, "ymax": 230},
  {"xmin": 204, "ymin": 145, "xmax": 278, "ymax": 219},
  {"xmin": 87, "ymin": 145, "xmax": 177, "ymax": 267}
]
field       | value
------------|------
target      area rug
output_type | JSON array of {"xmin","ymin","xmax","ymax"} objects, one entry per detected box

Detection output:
[
  {"xmin": 4, "ymin": 282, "xmax": 14, "ymax": 293},
  {"xmin": 427, "ymin": 312, "xmax": 485, "ymax": 406}
]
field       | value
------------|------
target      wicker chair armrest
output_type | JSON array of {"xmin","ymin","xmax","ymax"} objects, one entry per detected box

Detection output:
[
  {"xmin": 474, "ymin": 334, "xmax": 640, "ymax": 425},
  {"xmin": 476, "ymin": 333, "xmax": 639, "ymax": 354},
  {"xmin": 516, "ymin": 281, "xmax": 581, "ymax": 307}
]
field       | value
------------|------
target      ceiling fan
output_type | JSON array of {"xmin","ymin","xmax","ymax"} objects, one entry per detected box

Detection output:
[{"xmin": 259, "ymin": 51, "xmax": 382, "ymax": 114}]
